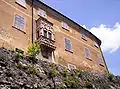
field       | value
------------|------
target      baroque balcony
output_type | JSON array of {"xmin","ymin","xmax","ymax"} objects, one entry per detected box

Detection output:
[{"xmin": 38, "ymin": 35, "xmax": 56, "ymax": 50}]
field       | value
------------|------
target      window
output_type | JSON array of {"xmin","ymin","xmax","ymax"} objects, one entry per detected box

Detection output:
[
  {"xmin": 43, "ymin": 30, "xmax": 47, "ymax": 38},
  {"xmin": 61, "ymin": 21, "xmax": 69, "ymax": 30},
  {"xmin": 13, "ymin": 15, "xmax": 25, "ymax": 31},
  {"xmin": 65, "ymin": 38, "xmax": 72, "ymax": 52},
  {"xmin": 85, "ymin": 47, "xmax": 91, "ymax": 59},
  {"xmin": 81, "ymin": 33, "xmax": 86, "ymax": 40},
  {"xmin": 16, "ymin": 0, "xmax": 26, "ymax": 7},
  {"xmin": 98, "ymin": 55, "xmax": 103, "ymax": 66},
  {"xmin": 68, "ymin": 64, "xmax": 76, "ymax": 70},
  {"xmin": 48, "ymin": 32, "xmax": 52, "ymax": 40},
  {"xmin": 94, "ymin": 42, "xmax": 99, "ymax": 48},
  {"xmin": 38, "ymin": 9, "xmax": 47, "ymax": 18}
]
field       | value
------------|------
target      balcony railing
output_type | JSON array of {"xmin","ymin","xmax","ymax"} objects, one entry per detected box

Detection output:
[{"xmin": 38, "ymin": 35, "xmax": 56, "ymax": 50}]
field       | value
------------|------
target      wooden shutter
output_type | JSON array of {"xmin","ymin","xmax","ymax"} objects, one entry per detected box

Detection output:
[
  {"xmin": 85, "ymin": 47, "xmax": 91, "ymax": 59},
  {"xmin": 65, "ymin": 38, "xmax": 72, "ymax": 51},
  {"xmin": 38, "ymin": 9, "xmax": 47, "ymax": 18}
]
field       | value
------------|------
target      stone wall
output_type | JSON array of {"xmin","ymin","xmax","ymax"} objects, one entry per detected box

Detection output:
[{"xmin": 0, "ymin": 48, "xmax": 120, "ymax": 89}]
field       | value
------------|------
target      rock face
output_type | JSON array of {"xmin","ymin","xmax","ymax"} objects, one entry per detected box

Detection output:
[{"xmin": 0, "ymin": 48, "xmax": 120, "ymax": 89}]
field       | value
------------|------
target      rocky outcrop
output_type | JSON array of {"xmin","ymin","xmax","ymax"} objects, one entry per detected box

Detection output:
[{"xmin": 0, "ymin": 48, "xmax": 120, "ymax": 89}]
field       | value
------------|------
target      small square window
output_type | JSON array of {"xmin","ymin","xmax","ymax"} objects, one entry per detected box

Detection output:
[
  {"xmin": 16, "ymin": 0, "xmax": 26, "ymax": 8},
  {"xmin": 65, "ymin": 38, "xmax": 72, "ymax": 52},
  {"xmin": 81, "ymin": 33, "xmax": 86, "ymax": 40},
  {"xmin": 85, "ymin": 47, "xmax": 91, "ymax": 59},
  {"xmin": 61, "ymin": 22, "xmax": 69, "ymax": 30},
  {"xmin": 68, "ymin": 64, "xmax": 76, "ymax": 70},
  {"xmin": 38, "ymin": 9, "xmax": 47, "ymax": 19},
  {"xmin": 13, "ymin": 14, "xmax": 25, "ymax": 31},
  {"xmin": 94, "ymin": 42, "xmax": 99, "ymax": 48}
]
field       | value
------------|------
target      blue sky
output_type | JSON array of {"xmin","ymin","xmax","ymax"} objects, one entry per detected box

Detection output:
[{"xmin": 40, "ymin": 0, "xmax": 120, "ymax": 75}]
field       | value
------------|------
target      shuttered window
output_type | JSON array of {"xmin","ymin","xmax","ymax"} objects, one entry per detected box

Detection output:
[
  {"xmin": 38, "ymin": 9, "xmax": 47, "ymax": 18},
  {"xmin": 61, "ymin": 22, "xmax": 69, "ymax": 30},
  {"xmin": 81, "ymin": 33, "xmax": 86, "ymax": 40},
  {"xmin": 65, "ymin": 38, "xmax": 72, "ymax": 51},
  {"xmin": 14, "ymin": 15, "xmax": 25, "ymax": 31},
  {"xmin": 94, "ymin": 42, "xmax": 99, "ymax": 48},
  {"xmin": 16, "ymin": 0, "xmax": 26, "ymax": 7},
  {"xmin": 98, "ymin": 54, "xmax": 103, "ymax": 65},
  {"xmin": 85, "ymin": 47, "xmax": 91, "ymax": 59}
]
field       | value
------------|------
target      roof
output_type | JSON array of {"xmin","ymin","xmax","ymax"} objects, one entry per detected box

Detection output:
[{"xmin": 34, "ymin": 0, "xmax": 101, "ymax": 46}]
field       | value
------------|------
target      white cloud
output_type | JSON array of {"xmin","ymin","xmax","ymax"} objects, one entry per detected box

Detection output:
[{"xmin": 89, "ymin": 23, "xmax": 120, "ymax": 53}]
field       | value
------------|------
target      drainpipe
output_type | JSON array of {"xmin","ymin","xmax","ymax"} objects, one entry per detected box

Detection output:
[{"xmin": 32, "ymin": 0, "xmax": 34, "ymax": 44}]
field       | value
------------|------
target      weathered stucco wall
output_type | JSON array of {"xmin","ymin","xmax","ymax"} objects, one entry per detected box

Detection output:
[{"xmin": 0, "ymin": 0, "xmax": 108, "ymax": 73}]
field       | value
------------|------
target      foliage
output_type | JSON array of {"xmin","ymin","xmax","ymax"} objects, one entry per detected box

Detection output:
[
  {"xmin": 75, "ymin": 69, "xmax": 83, "ymax": 77},
  {"xmin": 59, "ymin": 83, "xmax": 66, "ymax": 89},
  {"xmin": 26, "ymin": 40, "xmax": 40, "ymax": 58},
  {"xmin": 85, "ymin": 81, "xmax": 93, "ymax": 88},
  {"xmin": 62, "ymin": 68, "xmax": 69, "ymax": 77},
  {"xmin": 15, "ymin": 48, "xmax": 24, "ymax": 58},
  {"xmin": 17, "ymin": 63, "xmax": 28, "ymax": 69},
  {"xmin": 108, "ymin": 72, "xmax": 114, "ymax": 81},
  {"xmin": 28, "ymin": 66, "xmax": 40, "ymax": 77},
  {"xmin": 49, "ymin": 63, "xmax": 58, "ymax": 77},
  {"xmin": 64, "ymin": 76, "xmax": 80, "ymax": 88},
  {"xmin": 50, "ymin": 69, "xmax": 58, "ymax": 77}
]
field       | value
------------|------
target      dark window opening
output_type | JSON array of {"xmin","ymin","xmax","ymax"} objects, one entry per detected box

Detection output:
[
  {"xmin": 48, "ymin": 32, "xmax": 52, "ymax": 40},
  {"xmin": 43, "ymin": 30, "xmax": 47, "ymax": 38}
]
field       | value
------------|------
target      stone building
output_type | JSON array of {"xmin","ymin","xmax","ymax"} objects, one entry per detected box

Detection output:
[{"xmin": 0, "ymin": 0, "xmax": 108, "ymax": 73}]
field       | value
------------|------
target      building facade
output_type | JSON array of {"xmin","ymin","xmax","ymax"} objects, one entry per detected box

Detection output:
[{"xmin": 0, "ymin": 0, "xmax": 108, "ymax": 73}]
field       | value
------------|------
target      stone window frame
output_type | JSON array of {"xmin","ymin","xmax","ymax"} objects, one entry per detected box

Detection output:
[
  {"xmin": 15, "ymin": 0, "xmax": 27, "ymax": 8},
  {"xmin": 12, "ymin": 14, "xmax": 26, "ymax": 33},
  {"xmin": 98, "ymin": 54, "xmax": 104, "ymax": 66},
  {"xmin": 94, "ymin": 42, "xmax": 99, "ymax": 48},
  {"xmin": 38, "ymin": 8, "xmax": 47, "ymax": 19},
  {"xmin": 61, "ymin": 21, "xmax": 69, "ymax": 31},
  {"xmin": 84, "ymin": 47, "xmax": 92, "ymax": 60},
  {"xmin": 81, "ymin": 33, "xmax": 87, "ymax": 41},
  {"xmin": 64, "ymin": 37, "xmax": 73, "ymax": 53}
]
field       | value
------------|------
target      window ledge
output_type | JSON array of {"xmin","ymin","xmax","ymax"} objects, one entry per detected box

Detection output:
[
  {"xmin": 15, "ymin": 2, "xmax": 27, "ymax": 9},
  {"xmin": 99, "ymin": 64, "xmax": 104, "ymax": 67},
  {"xmin": 86, "ymin": 57, "xmax": 92, "ymax": 61},
  {"xmin": 12, "ymin": 26, "xmax": 26, "ymax": 34},
  {"xmin": 65, "ymin": 49, "xmax": 73, "ymax": 53},
  {"xmin": 62, "ymin": 27, "xmax": 69, "ymax": 31},
  {"xmin": 82, "ymin": 37, "xmax": 87, "ymax": 41}
]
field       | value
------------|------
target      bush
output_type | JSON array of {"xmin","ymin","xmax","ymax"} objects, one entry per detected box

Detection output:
[
  {"xmin": 85, "ymin": 81, "xmax": 93, "ymax": 88},
  {"xmin": 26, "ymin": 40, "xmax": 40, "ymax": 58},
  {"xmin": 28, "ymin": 66, "xmax": 40, "ymax": 76},
  {"xmin": 15, "ymin": 48, "xmax": 24, "ymax": 58},
  {"xmin": 108, "ymin": 72, "xmax": 114, "ymax": 81},
  {"xmin": 64, "ymin": 76, "xmax": 80, "ymax": 88}
]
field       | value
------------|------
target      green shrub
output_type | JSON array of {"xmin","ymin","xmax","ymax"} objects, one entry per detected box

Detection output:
[
  {"xmin": 15, "ymin": 48, "xmax": 24, "ymax": 54},
  {"xmin": 50, "ymin": 69, "xmax": 58, "ymax": 77},
  {"xmin": 62, "ymin": 69, "xmax": 69, "ymax": 77},
  {"xmin": 64, "ymin": 76, "xmax": 80, "ymax": 88},
  {"xmin": 85, "ymin": 81, "xmax": 93, "ymax": 88},
  {"xmin": 15, "ymin": 48, "xmax": 24, "ymax": 58},
  {"xmin": 108, "ymin": 72, "xmax": 114, "ymax": 81},
  {"xmin": 26, "ymin": 40, "xmax": 40, "ymax": 58},
  {"xmin": 28, "ymin": 66, "xmax": 40, "ymax": 76}
]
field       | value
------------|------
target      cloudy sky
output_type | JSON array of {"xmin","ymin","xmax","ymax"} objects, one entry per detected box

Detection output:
[{"xmin": 41, "ymin": 0, "xmax": 120, "ymax": 75}]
